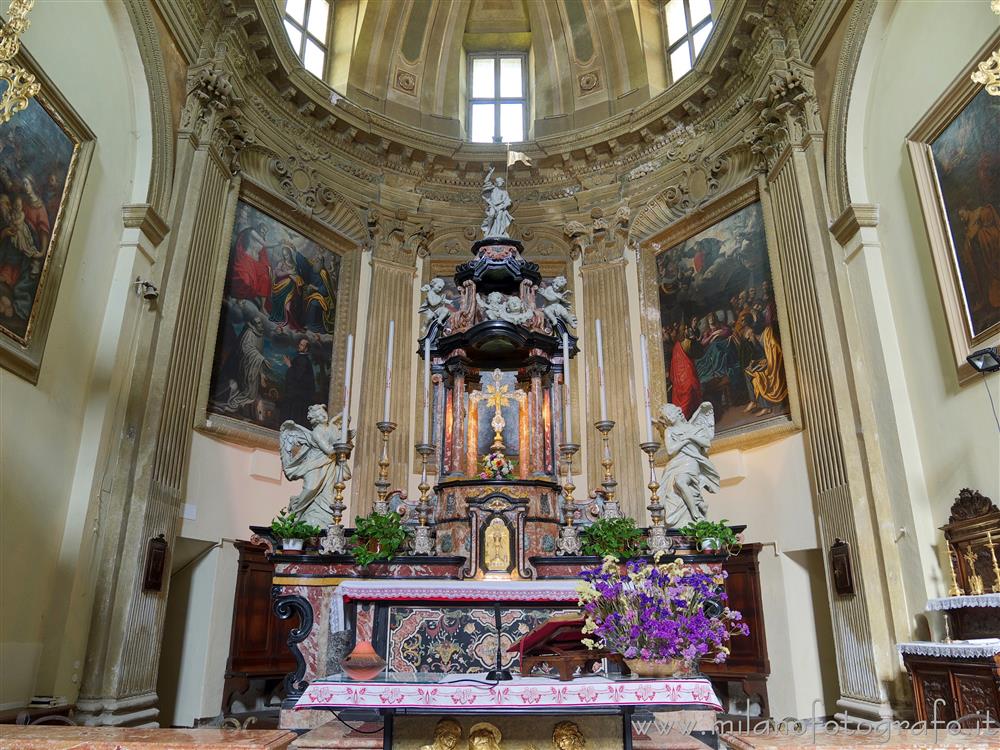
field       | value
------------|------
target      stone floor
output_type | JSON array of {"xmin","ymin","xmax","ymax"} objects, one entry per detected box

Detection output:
[
  {"xmin": 0, "ymin": 726, "xmax": 297, "ymax": 749},
  {"xmin": 721, "ymin": 728, "xmax": 1000, "ymax": 748}
]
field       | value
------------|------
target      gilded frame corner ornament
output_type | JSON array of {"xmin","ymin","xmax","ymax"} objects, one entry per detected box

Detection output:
[
  {"xmin": 0, "ymin": 47, "xmax": 95, "ymax": 383},
  {"xmin": 194, "ymin": 177, "xmax": 362, "ymax": 450},
  {"xmin": 906, "ymin": 30, "xmax": 1000, "ymax": 386},
  {"xmin": 636, "ymin": 179, "xmax": 803, "ymax": 455}
]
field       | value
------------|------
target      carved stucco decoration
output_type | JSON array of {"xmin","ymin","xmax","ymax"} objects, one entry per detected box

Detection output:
[
  {"xmin": 365, "ymin": 204, "xmax": 434, "ymax": 265},
  {"xmin": 180, "ymin": 55, "xmax": 247, "ymax": 175},
  {"xmin": 563, "ymin": 205, "xmax": 630, "ymax": 264},
  {"xmin": 746, "ymin": 65, "xmax": 821, "ymax": 173}
]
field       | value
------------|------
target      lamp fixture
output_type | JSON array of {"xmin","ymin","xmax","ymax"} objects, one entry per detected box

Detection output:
[{"xmin": 967, "ymin": 347, "xmax": 1000, "ymax": 373}]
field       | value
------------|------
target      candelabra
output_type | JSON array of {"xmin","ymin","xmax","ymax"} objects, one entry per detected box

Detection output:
[
  {"xmin": 988, "ymin": 531, "xmax": 1000, "ymax": 594},
  {"xmin": 411, "ymin": 442, "xmax": 437, "ymax": 555},
  {"xmin": 555, "ymin": 442, "xmax": 582, "ymax": 556},
  {"xmin": 320, "ymin": 437, "xmax": 354, "ymax": 555},
  {"xmin": 594, "ymin": 420, "xmax": 621, "ymax": 519},
  {"xmin": 946, "ymin": 542, "xmax": 964, "ymax": 597},
  {"xmin": 373, "ymin": 421, "xmax": 397, "ymax": 514},
  {"xmin": 640, "ymin": 440, "xmax": 672, "ymax": 555}
]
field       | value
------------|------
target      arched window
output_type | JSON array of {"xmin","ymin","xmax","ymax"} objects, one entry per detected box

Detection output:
[
  {"xmin": 283, "ymin": 0, "xmax": 329, "ymax": 78},
  {"xmin": 663, "ymin": 0, "xmax": 713, "ymax": 81},
  {"xmin": 468, "ymin": 52, "xmax": 528, "ymax": 143}
]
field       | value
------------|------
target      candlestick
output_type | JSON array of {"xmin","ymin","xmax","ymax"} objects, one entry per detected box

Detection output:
[
  {"xmin": 562, "ymin": 332, "xmax": 573, "ymax": 443},
  {"xmin": 411, "ymin": 442, "xmax": 437, "ymax": 556},
  {"xmin": 595, "ymin": 319, "xmax": 608, "ymax": 422},
  {"xmin": 640, "ymin": 334, "xmax": 654, "ymax": 443},
  {"xmin": 641, "ymin": 440, "xmax": 671, "ymax": 555},
  {"xmin": 373, "ymin": 421, "xmax": 397, "ymax": 514},
  {"xmin": 946, "ymin": 542, "xmax": 964, "ymax": 597},
  {"xmin": 988, "ymin": 531, "xmax": 1000, "ymax": 594},
  {"xmin": 382, "ymin": 320, "xmax": 394, "ymax": 422},
  {"xmin": 422, "ymin": 338, "xmax": 431, "ymax": 444},
  {"xmin": 594, "ymin": 419, "xmax": 621, "ymax": 518},
  {"xmin": 341, "ymin": 334, "xmax": 354, "ymax": 442},
  {"xmin": 320, "ymin": 437, "xmax": 354, "ymax": 555},
  {"xmin": 555, "ymin": 442, "xmax": 582, "ymax": 556}
]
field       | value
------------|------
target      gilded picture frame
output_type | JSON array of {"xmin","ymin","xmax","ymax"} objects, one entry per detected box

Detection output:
[
  {"xmin": 195, "ymin": 179, "xmax": 361, "ymax": 449},
  {"xmin": 0, "ymin": 49, "xmax": 95, "ymax": 383},
  {"xmin": 906, "ymin": 30, "xmax": 1000, "ymax": 386},
  {"xmin": 637, "ymin": 179, "xmax": 801, "ymax": 453}
]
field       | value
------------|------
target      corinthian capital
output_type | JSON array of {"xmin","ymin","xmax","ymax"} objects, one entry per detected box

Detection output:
[{"xmin": 563, "ymin": 204, "xmax": 631, "ymax": 265}]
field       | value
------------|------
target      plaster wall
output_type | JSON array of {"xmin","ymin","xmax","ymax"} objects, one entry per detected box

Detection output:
[
  {"xmin": 851, "ymin": 0, "xmax": 1000, "ymax": 599},
  {"xmin": 0, "ymin": 0, "xmax": 147, "ymax": 709}
]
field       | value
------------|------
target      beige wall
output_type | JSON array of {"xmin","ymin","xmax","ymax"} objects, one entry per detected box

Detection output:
[{"xmin": 0, "ymin": 0, "xmax": 150, "ymax": 709}]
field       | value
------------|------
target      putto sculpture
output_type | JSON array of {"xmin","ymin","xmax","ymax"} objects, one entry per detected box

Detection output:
[
  {"xmin": 279, "ymin": 404, "xmax": 351, "ymax": 527},
  {"xmin": 419, "ymin": 277, "xmax": 454, "ymax": 334},
  {"xmin": 481, "ymin": 166, "xmax": 513, "ymax": 239},
  {"xmin": 655, "ymin": 402, "xmax": 720, "ymax": 526},
  {"xmin": 537, "ymin": 276, "xmax": 578, "ymax": 331},
  {"xmin": 420, "ymin": 718, "xmax": 463, "ymax": 750},
  {"xmin": 552, "ymin": 721, "xmax": 586, "ymax": 750}
]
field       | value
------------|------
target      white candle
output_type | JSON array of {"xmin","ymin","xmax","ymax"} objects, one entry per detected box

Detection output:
[
  {"xmin": 422, "ymin": 337, "xmax": 431, "ymax": 444},
  {"xmin": 562, "ymin": 332, "xmax": 573, "ymax": 443},
  {"xmin": 595, "ymin": 319, "xmax": 608, "ymax": 421},
  {"xmin": 382, "ymin": 320, "xmax": 395, "ymax": 422},
  {"xmin": 640, "ymin": 334, "xmax": 654, "ymax": 442},
  {"xmin": 341, "ymin": 333, "xmax": 354, "ymax": 442}
]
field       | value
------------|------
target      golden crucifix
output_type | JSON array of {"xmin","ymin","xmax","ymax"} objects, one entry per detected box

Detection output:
[
  {"xmin": 963, "ymin": 546, "xmax": 986, "ymax": 596},
  {"xmin": 484, "ymin": 368, "xmax": 513, "ymax": 452}
]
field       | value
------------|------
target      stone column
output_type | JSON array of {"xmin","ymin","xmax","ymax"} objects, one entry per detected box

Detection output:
[
  {"xmin": 446, "ymin": 361, "xmax": 468, "ymax": 477},
  {"xmin": 748, "ymin": 46, "xmax": 908, "ymax": 719},
  {"xmin": 528, "ymin": 364, "xmax": 546, "ymax": 475},
  {"xmin": 567, "ymin": 207, "xmax": 645, "ymax": 520},
  {"xmin": 75, "ymin": 53, "xmax": 245, "ymax": 726},
  {"xmin": 349, "ymin": 208, "xmax": 431, "ymax": 510}
]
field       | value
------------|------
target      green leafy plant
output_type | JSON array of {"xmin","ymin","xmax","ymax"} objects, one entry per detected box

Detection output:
[
  {"xmin": 269, "ymin": 508, "xmax": 323, "ymax": 540},
  {"xmin": 351, "ymin": 511, "xmax": 410, "ymax": 566},
  {"xmin": 677, "ymin": 519, "xmax": 740, "ymax": 553},
  {"xmin": 580, "ymin": 517, "xmax": 647, "ymax": 560}
]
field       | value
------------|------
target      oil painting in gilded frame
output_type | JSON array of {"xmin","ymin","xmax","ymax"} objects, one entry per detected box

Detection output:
[
  {"xmin": 639, "ymin": 181, "xmax": 800, "ymax": 451},
  {"xmin": 0, "ymin": 51, "xmax": 95, "ymax": 383},
  {"xmin": 197, "ymin": 182, "xmax": 360, "ymax": 448},
  {"xmin": 907, "ymin": 31, "xmax": 1000, "ymax": 385}
]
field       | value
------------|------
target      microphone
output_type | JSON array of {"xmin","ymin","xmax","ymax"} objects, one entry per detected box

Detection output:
[{"xmin": 485, "ymin": 604, "xmax": 513, "ymax": 681}]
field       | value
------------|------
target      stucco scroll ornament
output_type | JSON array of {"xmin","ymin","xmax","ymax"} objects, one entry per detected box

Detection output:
[
  {"xmin": 481, "ymin": 166, "xmax": 513, "ymax": 239},
  {"xmin": 0, "ymin": 0, "xmax": 39, "ymax": 124},
  {"xmin": 970, "ymin": 1, "xmax": 1000, "ymax": 96},
  {"xmin": 537, "ymin": 276, "xmax": 578, "ymax": 332},
  {"xmin": 655, "ymin": 402, "xmax": 720, "ymax": 526},
  {"xmin": 279, "ymin": 404, "xmax": 352, "ymax": 528},
  {"xmin": 419, "ymin": 277, "xmax": 454, "ymax": 336}
]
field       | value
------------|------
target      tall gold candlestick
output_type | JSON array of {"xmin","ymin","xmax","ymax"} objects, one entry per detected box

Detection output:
[
  {"xmin": 987, "ymin": 531, "xmax": 1000, "ymax": 594},
  {"xmin": 946, "ymin": 542, "xmax": 964, "ymax": 597},
  {"xmin": 373, "ymin": 421, "xmax": 397, "ymax": 514},
  {"xmin": 594, "ymin": 420, "xmax": 620, "ymax": 518}
]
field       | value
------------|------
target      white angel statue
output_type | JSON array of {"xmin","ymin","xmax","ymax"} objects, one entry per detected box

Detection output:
[
  {"xmin": 279, "ymin": 404, "xmax": 351, "ymax": 527},
  {"xmin": 655, "ymin": 402, "xmax": 720, "ymax": 526},
  {"xmin": 419, "ymin": 277, "xmax": 454, "ymax": 334},
  {"xmin": 537, "ymin": 276, "xmax": 578, "ymax": 331}
]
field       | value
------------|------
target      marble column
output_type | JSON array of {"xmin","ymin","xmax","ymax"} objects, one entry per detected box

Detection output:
[
  {"xmin": 350, "ymin": 208, "xmax": 431, "ymax": 511},
  {"xmin": 75, "ymin": 55, "xmax": 244, "ymax": 726},
  {"xmin": 528, "ymin": 364, "xmax": 546, "ymax": 476},
  {"xmin": 446, "ymin": 361, "xmax": 468, "ymax": 477},
  {"xmin": 568, "ymin": 207, "xmax": 645, "ymax": 520},
  {"xmin": 748, "ymin": 50, "xmax": 908, "ymax": 719}
]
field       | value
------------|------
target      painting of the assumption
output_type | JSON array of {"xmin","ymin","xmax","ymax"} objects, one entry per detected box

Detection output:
[
  {"xmin": 0, "ymin": 90, "xmax": 75, "ymax": 344},
  {"xmin": 208, "ymin": 200, "xmax": 340, "ymax": 432},
  {"xmin": 655, "ymin": 200, "xmax": 790, "ymax": 436},
  {"xmin": 930, "ymin": 89, "xmax": 1000, "ymax": 337}
]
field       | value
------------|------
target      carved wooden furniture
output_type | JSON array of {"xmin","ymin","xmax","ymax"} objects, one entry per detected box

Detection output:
[
  {"xmin": 222, "ymin": 541, "xmax": 297, "ymax": 712},
  {"xmin": 900, "ymin": 646, "xmax": 1000, "ymax": 722},
  {"xmin": 508, "ymin": 615, "xmax": 624, "ymax": 681}
]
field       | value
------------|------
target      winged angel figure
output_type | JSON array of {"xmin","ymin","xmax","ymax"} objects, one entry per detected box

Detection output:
[
  {"xmin": 279, "ymin": 404, "xmax": 352, "ymax": 527},
  {"xmin": 655, "ymin": 402, "xmax": 720, "ymax": 526}
]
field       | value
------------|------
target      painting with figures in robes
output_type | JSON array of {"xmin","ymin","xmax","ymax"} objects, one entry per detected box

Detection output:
[
  {"xmin": 654, "ymin": 200, "xmax": 791, "ymax": 438},
  {"xmin": 929, "ymin": 89, "xmax": 1000, "ymax": 338},
  {"xmin": 207, "ymin": 200, "xmax": 340, "ymax": 432}
]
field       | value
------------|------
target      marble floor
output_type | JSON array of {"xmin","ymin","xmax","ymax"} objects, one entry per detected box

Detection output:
[
  {"xmin": 721, "ymin": 728, "xmax": 1000, "ymax": 749},
  {"xmin": 0, "ymin": 726, "xmax": 297, "ymax": 749}
]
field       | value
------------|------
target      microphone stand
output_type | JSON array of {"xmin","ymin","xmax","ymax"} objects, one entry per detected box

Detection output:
[{"xmin": 485, "ymin": 603, "xmax": 512, "ymax": 681}]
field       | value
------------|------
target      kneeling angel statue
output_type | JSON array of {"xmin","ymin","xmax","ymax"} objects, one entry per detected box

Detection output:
[
  {"xmin": 279, "ymin": 404, "xmax": 351, "ymax": 528},
  {"xmin": 655, "ymin": 402, "xmax": 721, "ymax": 526}
]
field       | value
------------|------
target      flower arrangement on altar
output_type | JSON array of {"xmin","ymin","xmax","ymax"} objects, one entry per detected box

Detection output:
[
  {"xmin": 479, "ymin": 450, "xmax": 514, "ymax": 480},
  {"xmin": 577, "ymin": 555, "xmax": 749, "ymax": 676}
]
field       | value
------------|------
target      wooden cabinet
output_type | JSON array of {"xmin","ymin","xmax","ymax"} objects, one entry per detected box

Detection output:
[
  {"xmin": 902, "ymin": 652, "xmax": 1000, "ymax": 722},
  {"xmin": 222, "ymin": 541, "xmax": 297, "ymax": 711}
]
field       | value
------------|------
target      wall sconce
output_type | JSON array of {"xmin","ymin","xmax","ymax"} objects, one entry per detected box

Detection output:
[
  {"xmin": 967, "ymin": 346, "xmax": 1000, "ymax": 433},
  {"xmin": 134, "ymin": 278, "xmax": 159, "ymax": 301}
]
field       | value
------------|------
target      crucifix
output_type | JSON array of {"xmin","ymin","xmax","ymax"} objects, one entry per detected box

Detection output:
[{"xmin": 484, "ymin": 368, "xmax": 514, "ymax": 452}]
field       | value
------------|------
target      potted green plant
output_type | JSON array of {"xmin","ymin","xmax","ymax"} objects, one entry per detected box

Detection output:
[
  {"xmin": 580, "ymin": 517, "xmax": 647, "ymax": 561},
  {"xmin": 351, "ymin": 510, "xmax": 410, "ymax": 566},
  {"xmin": 269, "ymin": 508, "xmax": 323, "ymax": 552},
  {"xmin": 677, "ymin": 518, "xmax": 741, "ymax": 555}
]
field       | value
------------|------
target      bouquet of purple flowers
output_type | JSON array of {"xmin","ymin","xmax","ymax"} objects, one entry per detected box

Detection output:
[{"xmin": 578, "ymin": 556, "xmax": 749, "ymax": 672}]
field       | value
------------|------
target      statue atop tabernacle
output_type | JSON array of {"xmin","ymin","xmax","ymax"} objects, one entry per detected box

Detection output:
[{"xmin": 415, "ymin": 166, "xmax": 579, "ymax": 577}]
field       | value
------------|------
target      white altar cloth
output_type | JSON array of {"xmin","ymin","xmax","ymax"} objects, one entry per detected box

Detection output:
[
  {"xmin": 897, "ymin": 639, "xmax": 1000, "ymax": 659},
  {"xmin": 295, "ymin": 674, "xmax": 722, "ymax": 712},
  {"xmin": 926, "ymin": 593, "xmax": 1000, "ymax": 610},
  {"xmin": 331, "ymin": 579, "xmax": 582, "ymax": 632}
]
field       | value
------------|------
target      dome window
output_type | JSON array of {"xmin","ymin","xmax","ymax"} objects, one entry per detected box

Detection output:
[
  {"xmin": 664, "ymin": 0, "xmax": 714, "ymax": 81},
  {"xmin": 283, "ymin": 0, "xmax": 329, "ymax": 78},
  {"xmin": 468, "ymin": 53, "xmax": 528, "ymax": 144}
]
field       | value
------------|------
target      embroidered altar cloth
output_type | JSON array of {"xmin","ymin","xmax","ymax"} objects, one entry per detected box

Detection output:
[
  {"xmin": 925, "ymin": 593, "xmax": 1000, "ymax": 610},
  {"xmin": 897, "ymin": 639, "xmax": 1000, "ymax": 659},
  {"xmin": 331, "ymin": 579, "xmax": 582, "ymax": 631},
  {"xmin": 295, "ymin": 674, "xmax": 722, "ymax": 711}
]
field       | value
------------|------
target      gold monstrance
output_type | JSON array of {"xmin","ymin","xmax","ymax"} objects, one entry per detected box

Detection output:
[{"xmin": 484, "ymin": 368, "xmax": 512, "ymax": 452}]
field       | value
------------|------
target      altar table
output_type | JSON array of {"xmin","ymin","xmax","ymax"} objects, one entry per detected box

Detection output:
[{"xmin": 294, "ymin": 673, "xmax": 722, "ymax": 750}]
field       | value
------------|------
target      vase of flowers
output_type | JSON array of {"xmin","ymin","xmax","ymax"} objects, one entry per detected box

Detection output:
[
  {"xmin": 479, "ymin": 450, "xmax": 514, "ymax": 480},
  {"xmin": 578, "ymin": 556, "xmax": 749, "ymax": 676}
]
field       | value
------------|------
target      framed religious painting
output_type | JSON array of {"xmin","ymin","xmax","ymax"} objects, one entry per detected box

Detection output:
[
  {"xmin": 907, "ymin": 31, "xmax": 1000, "ymax": 385},
  {"xmin": 638, "ymin": 180, "xmax": 800, "ymax": 451},
  {"xmin": 0, "ymin": 51, "xmax": 95, "ymax": 383},
  {"xmin": 196, "ymin": 181, "xmax": 361, "ymax": 448}
]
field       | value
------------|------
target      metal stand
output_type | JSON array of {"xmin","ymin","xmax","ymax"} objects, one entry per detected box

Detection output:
[
  {"xmin": 411, "ymin": 443, "xmax": 436, "ymax": 555},
  {"xmin": 594, "ymin": 420, "xmax": 622, "ymax": 519},
  {"xmin": 555, "ymin": 442, "xmax": 582, "ymax": 556},
  {"xmin": 320, "ymin": 440, "xmax": 353, "ymax": 555},
  {"xmin": 373, "ymin": 421, "xmax": 397, "ymax": 515},
  {"xmin": 640, "ymin": 440, "xmax": 673, "ymax": 556}
]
